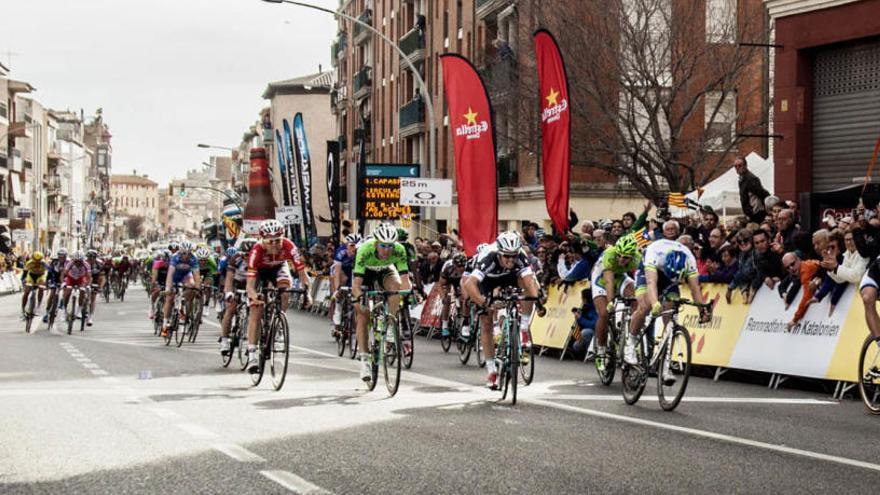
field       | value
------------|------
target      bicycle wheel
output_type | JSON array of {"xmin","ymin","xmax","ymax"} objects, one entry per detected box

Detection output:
[
  {"xmin": 858, "ymin": 335, "xmax": 880, "ymax": 414},
  {"xmin": 47, "ymin": 292, "xmax": 58, "ymax": 329},
  {"xmin": 401, "ymin": 314, "xmax": 414, "ymax": 370},
  {"xmin": 24, "ymin": 292, "xmax": 36, "ymax": 334},
  {"xmin": 458, "ymin": 327, "xmax": 472, "ymax": 365},
  {"xmin": 250, "ymin": 323, "xmax": 267, "ymax": 387},
  {"xmin": 79, "ymin": 305, "xmax": 88, "ymax": 333},
  {"xmin": 366, "ymin": 319, "xmax": 380, "ymax": 392},
  {"xmin": 520, "ymin": 329, "xmax": 535, "ymax": 386},
  {"xmin": 383, "ymin": 316, "xmax": 402, "ymax": 396},
  {"xmin": 476, "ymin": 326, "xmax": 486, "ymax": 368},
  {"xmin": 269, "ymin": 313, "xmax": 290, "ymax": 391},
  {"xmin": 509, "ymin": 323, "xmax": 519, "ymax": 405},
  {"xmin": 153, "ymin": 299, "xmax": 163, "ymax": 336},
  {"xmin": 440, "ymin": 325, "xmax": 452, "ymax": 353},
  {"xmin": 622, "ymin": 333, "xmax": 648, "ymax": 405},
  {"xmin": 237, "ymin": 318, "xmax": 249, "ymax": 371},
  {"xmin": 175, "ymin": 308, "xmax": 189, "ymax": 347},
  {"xmin": 188, "ymin": 297, "xmax": 203, "ymax": 343}
]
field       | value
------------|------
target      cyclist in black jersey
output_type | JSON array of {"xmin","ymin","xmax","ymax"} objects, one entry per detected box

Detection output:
[{"xmin": 439, "ymin": 254, "xmax": 467, "ymax": 338}]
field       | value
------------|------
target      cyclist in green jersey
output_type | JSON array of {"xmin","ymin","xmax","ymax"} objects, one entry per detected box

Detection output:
[
  {"xmin": 196, "ymin": 247, "xmax": 218, "ymax": 285},
  {"xmin": 591, "ymin": 234, "xmax": 641, "ymax": 372},
  {"xmin": 352, "ymin": 223, "xmax": 413, "ymax": 381}
]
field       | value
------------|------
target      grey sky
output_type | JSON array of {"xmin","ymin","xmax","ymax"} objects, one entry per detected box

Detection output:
[{"xmin": 1, "ymin": 0, "xmax": 336, "ymax": 182}]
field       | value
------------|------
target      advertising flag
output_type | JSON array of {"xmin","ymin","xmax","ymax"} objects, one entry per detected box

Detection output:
[
  {"xmin": 534, "ymin": 29, "xmax": 571, "ymax": 233},
  {"xmin": 292, "ymin": 113, "xmax": 317, "ymax": 247},
  {"xmin": 282, "ymin": 119, "xmax": 304, "ymax": 245},
  {"xmin": 439, "ymin": 53, "xmax": 498, "ymax": 256},
  {"xmin": 274, "ymin": 129, "xmax": 292, "ymax": 209},
  {"xmin": 326, "ymin": 140, "xmax": 341, "ymax": 242}
]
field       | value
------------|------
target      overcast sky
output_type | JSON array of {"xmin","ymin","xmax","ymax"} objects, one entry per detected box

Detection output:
[{"xmin": 1, "ymin": 0, "xmax": 336, "ymax": 182}]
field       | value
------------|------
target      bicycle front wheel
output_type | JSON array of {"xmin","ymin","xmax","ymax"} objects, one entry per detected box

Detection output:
[
  {"xmin": 509, "ymin": 324, "xmax": 519, "ymax": 405},
  {"xmin": 269, "ymin": 314, "xmax": 290, "ymax": 391},
  {"xmin": 24, "ymin": 292, "xmax": 36, "ymax": 334},
  {"xmin": 188, "ymin": 298, "xmax": 203, "ymax": 343},
  {"xmin": 657, "ymin": 325, "xmax": 692, "ymax": 411},
  {"xmin": 401, "ymin": 314, "xmax": 414, "ymax": 370},
  {"xmin": 858, "ymin": 335, "xmax": 880, "ymax": 414},
  {"xmin": 622, "ymin": 334, "xmax": 648, "ymax": 406},
  {"xmin": 520, "ymin": 329, "xmax": 535, "ymax": 386},
  {"xmin": 383, "ymin": 317, "xmax": 402, "ymax": 397}
]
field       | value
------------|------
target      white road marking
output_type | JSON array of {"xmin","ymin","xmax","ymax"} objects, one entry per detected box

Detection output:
[
  {"xmin": 175, "ymin": 422, "xmax": 218, "ymax": 440},
  {"xmin": 75, "ymin": 357, "xmax": 92, "ymax": 363},
  {"xmin": 211, "ymin": 443, "xmax": 266, "ymax": 463},
  {"xmin": 261, "ymin": 470, "xmax": 331, "ymax": 494},
  {"xmin": 148, "ymin": 407, "xmax": 183, "ymax": 420},
  {"xmin": 524, "ymin": 398, "xmax": 880, "ymax": 473},
  {"xmin": 89, "ymin": 369, "xmax": 109, "ymax": 376},
  {"xmin": 82, "ymin": 362, "xmax": 100, "ymax": 369},
  {"xmin": 542, "ymin": 395, "xmax": 837, "ymax": 405}
]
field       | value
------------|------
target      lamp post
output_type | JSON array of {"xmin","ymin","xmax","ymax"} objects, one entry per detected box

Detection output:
[
  {"xmin": 260, "ymin": 0, "xmax": 437, "ymax": 182},
  {"xmin": 197, "ymin": 143, "xmax": 236, "ymax": 151}
]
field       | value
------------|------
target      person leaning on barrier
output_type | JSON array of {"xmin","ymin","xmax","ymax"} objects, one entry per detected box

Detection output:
[
  {"xmin": 753, "ymin": 228, "xmax": 784, "ymax": 291},
  {"xmin": 781, "ymin": 252, "xmax": 822, "ymax": 332}
]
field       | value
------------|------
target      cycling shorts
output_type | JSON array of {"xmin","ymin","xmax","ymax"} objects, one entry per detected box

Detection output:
[
  {"xmin": 591, "ymin": 267, "xmax": 634, "ymax": 300},
  {"xmin": 255, "ymin": 263, "xmax": 293, "ymax": 288},
  {"xmin": 634, "ymin": 268, "xmax": 678, "ymax": 297},
  {"xmin": 477, "ymin": 272, "xmax": 519, "ymax": 298},
  {"xmin": 358, "ymin": 268, "xmax": 400, "ymax": 290},
  {"xmin": 25, "ymin": 272, "xmax": 47, "ymax": 285},
  {"xmin": 171, "ymin": 270, "xmax": 195, "ymax": 286},
  {"xmin": 64, "ymin": 275, "xmax": 89, "ymax": 287}
]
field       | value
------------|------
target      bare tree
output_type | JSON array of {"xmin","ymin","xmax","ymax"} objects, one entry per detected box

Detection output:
[
  {"xmin": 484, "ymin": 0, "xmax": 769, "ymax": 201},
  {"xmin": 126, "ymin": 216, "xmax": 145, "ymax": 240}
]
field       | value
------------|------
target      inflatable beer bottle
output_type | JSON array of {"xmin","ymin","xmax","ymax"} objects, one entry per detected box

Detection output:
[{"xmin": 242, "ymin": 147, "xmax": 277, "ymax": 235}]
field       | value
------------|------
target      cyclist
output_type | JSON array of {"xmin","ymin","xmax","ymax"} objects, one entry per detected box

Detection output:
[
  {"xmin": 196, "ymin": 246, "xmax": 218, "ymax": 308},
  {"xmin": 245, "ymin": 220, "xmax": 312, "ymax": 373},
  {"xmin": 20, "ymin": 251, "xmax": 49, "ymax": 319},
  {"xmin": 397, "ymin": 228, "xmax": 423, "ymax": 297},
  {"xmin": 216, "ymin": 246, "xmax": 236, "ymax": 319},
  {"xmin": 86, "ymin": 250, "xmax": 105, "ymax": 326},
  {"xmin": 219, "ymin": 239, "xmax": 256, "ymax": 355},
  {"xmin": 351, "ymin": 223, "xmax": 413, "ymax": 381},
  {"xmin": 149, "ymin": 250, "xmax": 171, "ymax": 320},
  {"xmin": 462, "ymin": 232, "xmax": 542, "ymax": 389},
  {"xmin": 61, "ymin": 251, "xmax": 93, "ymax": 315},
  {"xmin": 330, "ymin": 233, "xmax": 360, "ymax": 337},
  {"xmin": 112, "ymin": 253, "xmax": 132, "ymax": 293},
  {"xmin": 439, "ymin": 253, "xmax": 468, "ymax": 338},
  {"xmin": 43, "ymin": 248, "xmax": 68, "ymax": 324},
  {"xmin": 626, "ymin": 235, "xmax": 711, "ymax": 381},
  {"xmin": 591, "ymin": 234, "xmax": 640, "ymax": 373},
  {"xmin": 161, "ymin": 241, "xmax": 202, "ymax": 337}
]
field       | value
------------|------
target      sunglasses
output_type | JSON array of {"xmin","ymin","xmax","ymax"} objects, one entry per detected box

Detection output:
[
  {"xmin": 501, "ymin": 254, "xmax": 516, "ymax": 259},
  {"xmin": 738, "ymin": 239, "xmax": 751, "ymax": 245},
  {"xmin": 264, "ymin": 238, "xmax": 282, "ymax": 244},
  {"xmin": 378, "ymin": 243, "xmax": 395, "ymax": 249}
]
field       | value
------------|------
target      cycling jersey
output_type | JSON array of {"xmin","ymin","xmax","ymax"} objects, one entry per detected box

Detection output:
[
  {"xmin": 333, "ymin": 245, "xmax": 355, "ymax": 283},
  {"xmin": 635, "ymin": 239, "xmax": 698, "ymax": 296},
  {"xmin": 88, "ymin": 259, "xmax": 104, "ymax": 278},
  {"xmin": 598, "ymin": 245, "xmax": 641, "ymax": 277},
  {"xmin": 353, "ymin": 239, "xmax": 409, "ymax": 277},
  {"xmin": 198, "ymin": 256, "xmax": 218, "ymax": 278},
  {"xmin": 64, "ymin": 260, "xmax": 92, "ymax": 286},
  {"xmin": 468, "ymin": 246, "xmax": 532, "ymax": 283},
  {"xmin": 113, "ymin": 258, "xmax": 132, "ymax": 273},
  {"xmin": 170, "ymin": 253, "xmax": 200, "ymax": 274},
  {"xmin": 24, "ymin": 258, "xmax": 49, "ymax": 276},
  {"xmin": 440, "ymin": 259, "xmax": 464, "ymax": 286},
  {"xmin": 152, "ymin": 259, "xmax": 169, "ymax": 286},
  {"xmin": 47, "ymin": 258, "xmax": 66, "ymax": 284},
  {"xmin": 247, "ymin": 239, "xmax": 306, "ymax": 275},
  {"xmin": 226, "ymin": 253, "xmax": 248, "ymax": 283}
]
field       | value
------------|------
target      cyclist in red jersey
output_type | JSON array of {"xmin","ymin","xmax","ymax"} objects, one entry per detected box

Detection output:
[{"xmin": 245, "ymin": 219, "xmax": 312, "ymax": 372}]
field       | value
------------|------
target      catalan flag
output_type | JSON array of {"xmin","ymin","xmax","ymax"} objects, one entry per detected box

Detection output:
[
  {"xmin": 631, "ymin": 227, "xmax": 652, "ymax": 249},
  {"xmin": 668, "ymin": 192, "xmax": 687, "ymax": 208}
]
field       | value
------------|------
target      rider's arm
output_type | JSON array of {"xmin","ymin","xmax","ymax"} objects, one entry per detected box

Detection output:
[
  {"xmin": 351, "ymin": 275, "xmax": 364, "ymax": 301},
  {"xmin": 602, "ymin": 270, "xmax": 616, "ymax": 299},
  {"xmin": 296, "ymin": 267, "xmax": 311, "ymax": 300},
  {"xmin": 330, "ymin": 261, "xmax": 342, "ymax": 292},
  {"xmin": 462, "ymin": 274, "xmax": 485, "ymax": 307},
  {"xmin": 192, "ymin": 269, "xmax": 202, "ymax": 288},
  {"xmin": 165, "ymin": 265, "xmax": 176, "ymax": 290},
  {"xmin": 223, "ymin": 268, "xmax": 234, "ymax": 295}
]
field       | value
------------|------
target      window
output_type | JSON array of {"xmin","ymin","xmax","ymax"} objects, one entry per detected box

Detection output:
[
  {"xmin": 621, "ymin": 0, "xmax": 672, "ymax": 86},
  {"xmin": 704, "ymin": 91, "xmax": 737, "ymax": 151},
  {"xmin": 706, "ymin": 0, "xmax": 736, "ymax": 44}
]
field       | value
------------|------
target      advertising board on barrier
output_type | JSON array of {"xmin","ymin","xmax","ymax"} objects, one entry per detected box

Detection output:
[
  {"xmin": 418, "ymin": 283, "xmax": 444, "ymax": 329},
  {"xmin": 530, "ymin": 281, "xmax": 587, "ymax": 350},
  {"xmin": 678, "ymin": 284, "xmax": 750, "ymax": 368}
]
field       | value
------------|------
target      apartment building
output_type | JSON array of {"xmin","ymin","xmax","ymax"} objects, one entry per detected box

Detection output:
[
  {"xmin": 110, "ymin": 173, "xmax": 160, "ymax": 241},
  {"xmin": 332, "ymin": 0, "xmax": 769, "ymax": 232}
]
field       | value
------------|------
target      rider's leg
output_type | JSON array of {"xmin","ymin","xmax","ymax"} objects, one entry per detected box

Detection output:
[
  {"xmin": 594, "ymin": 295, "xmax": 609, "ymax": 350},
  {"xmin": 221, "ymin": 299, "xmax": 235, "ymax": 337},
  {"xmin": 862, "ymin": 287, "xmax": 880, "ymax": 338},
  {"xmin": 21, "ymin": 285, "xmax": 30, "ymax": 313},
  {"xmin": 517, "ymin": 276, "xmax": 540, "ymax": 347},
  {"xmin": 355, "ymin": 303, "xmax": 369, "ymax": 353}
]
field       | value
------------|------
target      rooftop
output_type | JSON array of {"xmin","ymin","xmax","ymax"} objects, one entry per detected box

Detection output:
[
  {"xmin": 262, "ymin": 71, "xmax": 336, "ymax": 99},
  {"xmin": 111, "ymin": 174, "xmax": 158, "ymax": 187}
]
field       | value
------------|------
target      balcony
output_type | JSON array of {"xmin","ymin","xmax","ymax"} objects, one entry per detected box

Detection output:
[
  {"xmin": 338, "ymin": 134, "xmax": 347, "ymax": 151},
  {"xmin": 398, "ymin": 98, "xmax": 425, "ymax": 138},
  {"xmin": 353, "ymin": 66, "xmax": 372, "ymax": 100},
  {"xmin": 336, "ymin": 33, "xmax": 348, "ymax": 60},
  {"xmin": 476, "ymin": 0, "xmax": 514, "ymax": 20},
  {"xmin": 331, "ymin": 41, "xmax": 339, "ymax": 67},
  {"xmin": 330, "ymin": 89, "xmax": 339, "ymax": 114},
  {"xmin": 353, "ymin": 9, "xmax": 372, "ymax": 45},
  {"xmin": 8, "ymin": 122, "xmax": 32, "ymax": 139},
  {"xmin": 354, "ymin": 122, "xmax": 371, "ymax": 145},
  {"xmin": 399, "ymin": 26, "xmax": 426, "ymax": 65},
  {"xmin": 497, "ymin": 154, "xmax": 518, "ymax": 188}
]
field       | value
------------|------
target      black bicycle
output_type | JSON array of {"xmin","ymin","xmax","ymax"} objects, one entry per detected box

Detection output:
[
  {"xmin": 485, "ymin": 288, "xmax": 540, "ymax": 406},
  {"xmin": 22, "ymin": 283, "xmax": 44, "ymax": 334},
  {"xmin": 362, "ymin": 290, "xmax": 411, "ymax": 397},
  {"xmin": 250, "ymin": 287, "xmax": 304, "ymax": 390},
  {"xmin": 857, "ymin": 334, "xmax": 880, "ymax": 414},
  {"xmin": 221, "ymin": 290, "xmax": 249, "ymax": 370},
  {"xmin": 621, "ymin": 295, "xmax": 708, "ymax": 411},
  {"xmin": 597, "ymin": 296, "xmax": 636, "ymax": 386},
  {"xmin": 65, "ymin": 285, "xmax": 92, "ymax": 335},
  {"xmin": 334, "ymin": 288, "xmax": 357, "ymax": 359}
]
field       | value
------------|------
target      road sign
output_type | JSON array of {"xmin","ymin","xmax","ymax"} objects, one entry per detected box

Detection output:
[
  {"xmin": 275, "ymin": 206, "xmax": 303, "ymax": 225},
  {"xmin": 400, "ymin": 178, "xmax": 452, "ymax": 207},
  {"xmin": 16, "ymin": 207, "xmax": 32, "ymax": 219},
  {"xmin": 12, "ymin": 229, "xmax": 30, "ymax": 241}
]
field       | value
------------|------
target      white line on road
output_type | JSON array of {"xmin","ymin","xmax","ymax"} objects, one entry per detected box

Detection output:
[
  {"xmin": 524, "ymin": 398, "xmax": 880, "ymax": 473},
  {"xmin": 542, "ymin": 395, "xmax": 837, "ymax": 405},
  {"xmin": 89, "ymin": 369, "xmax": 109, "ymax": 376},
  {"xmin": 75, "ymin": 357, "xmax": 92, "ymax": 363},
  {"xmin": 82, "ymin": 362, "xmax": 100, "ymax": 369},
  {"xmin": 261, "ymin": 470, "xmax": 331, "ymax": 494},
  {"xmin": 175, "ymin": 422, "xmax": 218, "ymax": 440},
  {"xmin": 211, "ymin": 443, "xmax": 266, "ymax": 463},
  {"xmin": 147, "ymin": 407, "xmax": 182, "ymax": 420}
]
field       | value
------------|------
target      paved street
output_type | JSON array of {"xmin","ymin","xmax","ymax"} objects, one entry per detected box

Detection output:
[{"xmin": 1, "ymin": 288, "xmax": 879, "ymax": 494}]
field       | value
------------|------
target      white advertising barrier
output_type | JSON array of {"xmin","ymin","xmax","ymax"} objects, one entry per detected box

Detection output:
[
  {"xmin": 409, "ymin": 283, "xmax": 433, "ymax": 322},
  {"xmin": 314, "ymin": 277, "xmax": 331, "ymax": 304},
  {"xmin": 400, "ymin": 178, "xmax": 453, "ymax": 207},
  {"xmin": 727, "ymin": 283, "xmax": 857, "ymax": 380},
  {"xmin": 0, "ymin": 273, "xmax": 12, "ymax": 294}
]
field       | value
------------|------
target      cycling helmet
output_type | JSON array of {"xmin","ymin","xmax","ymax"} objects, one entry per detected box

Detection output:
[
  {"xmin": 195, "ymin": 247, "xmax": 211, "ymax": 259},
  {"xmin": 373, "ymin": 223, "xmax": 398, "ymax": 243},
  {"xmin": 169, "ymin": 241, "xmax": 180, "ymax": 252},
  {"xmin": 664, "ymin": 250, "xmax": 689, "ymax": 281},
  {"xmin": 615, "ymin": 235, "xmax": 638, "ymax": 258},
  {"xmin": 396, "ymin": 227, "xmax": 409, "ymax": 242},
  {"xmin": 32, "ymin": 251, "xmax": 44, "ymax": 261},
  {"xmin": 452, "ymin": 253, "xmax": 467, "ymax": 267},
  {"xmin": 495, "ymin": 231, "xmax": 522, "ymax": 255},
  {"xmin": 162, "ymin": 249, "xmax": 172, "ymax": 260},
  {"xmin": 476, "ymin": 243, "xmax": 490, "ymax": 254},
  {"xmin": 180, "ymin": 240, "xmax": 195, "ymax": 253},
  {"xmin": 259, "ymin": 219, "xmax": 285, "ymax": 239},
  {"xmin": 71, "ymin": 250, "xmax": 84, "ymax": 261},
  {"xmin": 57, "ymin": 248, "xmax": 68, "ymax": 257},
  {"xmin": 345, "ymin": 233, "xmax": 363, "ymax": 245},
  {"xmin": 236, "ymin": 237, "xmax": 258, "ymax": 253},
  {"xmin": 87, "ymin": 249, "xmax": 98, "ymax": 258},
  {"xmin": 599, "ymin": 218, "xmax": 614, "ymax": 230},
  {"xmin": 225, "ymin": 247, "xmax": 237, "ymax": 257}
]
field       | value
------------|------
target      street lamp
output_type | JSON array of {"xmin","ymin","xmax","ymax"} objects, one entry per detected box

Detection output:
[
  {"xmin": 197, "ymin": 143, "xmax": 236, "ymax": 151},
  {"xmin": 260, "ymin": 0, "xmax": 437, "ymax": 182}
]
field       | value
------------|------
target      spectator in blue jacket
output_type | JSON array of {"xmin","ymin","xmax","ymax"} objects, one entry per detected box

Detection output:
[
  {"xmin": 570, "ymin": 288, "xmax": 598, "ymax": 358},
  {"xmin": 557, "ymin": 239, "xmax": 592, "ymax": 284}
]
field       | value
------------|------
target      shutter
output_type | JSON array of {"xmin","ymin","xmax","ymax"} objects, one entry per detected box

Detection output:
[{"xmin": 812, "ymin": 37, "xmax": 880, "ymax": 192}]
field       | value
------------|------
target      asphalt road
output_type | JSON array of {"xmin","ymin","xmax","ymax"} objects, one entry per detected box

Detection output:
[{"xmin": 1, "ymin": 286, "xmax": 879, "ymax": 494}]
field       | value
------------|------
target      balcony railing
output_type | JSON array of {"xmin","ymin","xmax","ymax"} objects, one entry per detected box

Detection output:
[
  {"xmin": 353, "ymin": 66, "xmax": 372, "ymax": 99},
  {"xmin": 336, "ymin": 33, "xmax": 347, "ymax": 59},
  {"xmin": 354, "ymin": 122, "xmax": 370, "ymax": 144},
  {"xmin": 330, "ymin": 89, "xmax": 339, "ymax": 111},
  {"xmin": 399, "ymin": 98, "xmax": 425, "ymax": 137},
  {"xmin": 353, "ymin": 10, "xmax": 372, "ymax": 45},
  {"xmin": 399, "ymin": 26, "xmax": 425, "ymax": 64}
]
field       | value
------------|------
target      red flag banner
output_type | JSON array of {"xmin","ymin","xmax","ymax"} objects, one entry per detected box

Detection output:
[
  {"xmin": 440, "ymin": 54, "xmax": 498, "ymax": 256},
  {"xmin": 534, "ymin": 29, "xmax": 571, "ymax": 233}
]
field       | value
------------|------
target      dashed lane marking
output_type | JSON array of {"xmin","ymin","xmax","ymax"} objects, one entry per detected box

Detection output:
[
  {"xmin": 261, "ymin": 470, "xmax": 332, "ymax": 495},
  {"xmin": 211, "ymin": 443, "xmax": 266, "ymax": 463}
]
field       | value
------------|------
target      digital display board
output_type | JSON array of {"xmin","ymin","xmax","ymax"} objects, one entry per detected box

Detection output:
[{"xmin": 360, "ymin": 164, "xmax": 420, "ymax": 220}]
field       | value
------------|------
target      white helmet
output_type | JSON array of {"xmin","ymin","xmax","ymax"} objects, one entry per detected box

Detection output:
[
  {"xmin": 57, "ymin": 247, "xmax": 68, "ymax": 257},
  {"xmin": 259, "ymin": 219, "xmax": 285, "ymax": 238},
  {"xmin": 496, "ymin": 232, "xmax": 522, "ymax": 255},
  {"xmin": 476, "ymin": 243, "xmax": 491, "ymax": 255},
  {"xmin": 345, "ymin": 233, "xmax": 363, "ymax": 245},
  {"xmin": 180, "ymin": 240, "xmax": 195, "ymax": 253},
  {"xmin": 169, "ymin": 241, "xmax": 180, "ymax": 252},
  {"xmin": 236, "ymin": 237, "xmax": 258, "ymax": 253},
  {"xmin": 372, "ymin": 223, "xmax": 398, "ymax": 244},
  {"xmin": 195, "ymin": 247, "xmax": 211, "ymax": 259},
  {"xmin": 71, "ymin": 250, "xmax": 84, "ymax": 261}
]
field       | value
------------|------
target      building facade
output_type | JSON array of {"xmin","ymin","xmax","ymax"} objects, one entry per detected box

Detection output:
[{"xmin": 110, "ymin": 173, "xmax": 159, "ymax": 243}]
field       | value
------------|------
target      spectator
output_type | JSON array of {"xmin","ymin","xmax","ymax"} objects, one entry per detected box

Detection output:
[
  {"xmin": 772, "ymin": 209, "xmax": 799, "ymax": 254},
  {"xmin": 593, "ymin": 229, "xmax": 611, "ymax": 251},
  {"xmin": 729, "ymin": 229, "xmax": 758, "ymax": 303},
  {"xmin": 580, "ymin": 220, "xmax": 594, "ymax": 237},
  {"xmin": 419, "ymin": 251, "xmax": 443, "ymax": 284},
  {"xmin": 677, "ymin": 234, "xmax": 695, "ymax": 255},
  {"xmin": 735, "ymin": 156, "xmax": 770, "ymax": 223},
  {"xmin": 709, "ymin": 228, "xmax": 727, "ymax": 251},
  {"xmin": 781, "ymin": 252, "xmax": 822, "ymax": 331},
  {"xmin": 700, "ymin": 245, "xmax": 738, "ymax": 285},
  {"xmin": 811, "ymin": 231, "xmax": 850, "ymax": 316},
  {"xmin": 610, "ymin": 220, "xmax": 624, "ymax": 240},
  {"xmin": 557, "ymin": 239, "xmax": 592, "ymax": 284},
  {"xmin": 662, "ymin": 220, "xmax": 681, "ymax": 240},
  {"xmin": 523, "ymin": 223, "xmax": 539, "ymax": 250},
  {"xmin": 811, "ymin": 229, "xmax": 830, "ymax": 260},
  {"xmin": 753, "ymin": 228, "xmax": 784, "ymax": 290},
  {"xmin": 623, "ymin": 200, "xmax": 652, "ymax": 234},
  {"xmin": 570, "ymin": 288, "xmax": 598, "ymax": 359}
]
